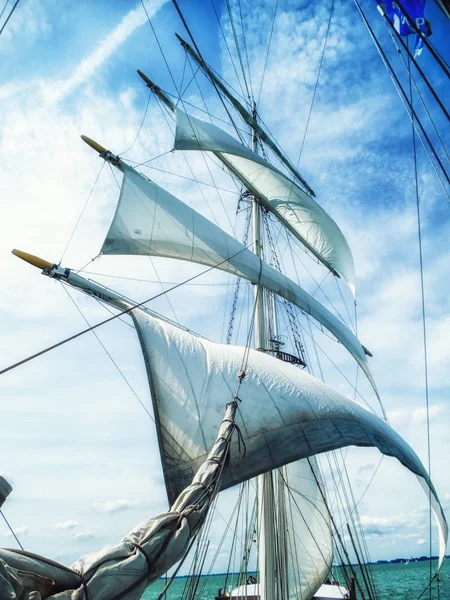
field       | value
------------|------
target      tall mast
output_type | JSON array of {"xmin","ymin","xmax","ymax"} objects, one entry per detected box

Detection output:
[{"xmin": 252, "ymin": 102, "xmax": 277, "ymax": 600}]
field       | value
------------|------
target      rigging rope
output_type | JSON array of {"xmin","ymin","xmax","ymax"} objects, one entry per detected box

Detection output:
[
  {"xmin": 225, "ymin": 0, "xmax": 252, "ymax": 103},
  {"xmin": 227, "ymin": 205, "xmax": 252, "ymax": 344},
  {"xmin": 353, "ymin": 0, "xmax": 450, "ymax": 201},
  {"xmin": 118, "ymin": 90, "xmax": 152, "ymax": 157},
  {"xmin": 295, "ymin": 0, "xmax": 335, "ymax": 169},
  {"xmin": 0, "ymin": 0, "xmax": 21, "ymax": 36},
  {"xmin": 237, "ymin": 0, "xmax": 254, "ymax": 100},
  {"xmin": 380, "ymin": 11, "xmax": 450, "ymax": 122},
  {"xmin": 388, "ymin": 31, "xmax": 450, "ymax": 167},
  {"xmin": 407, "ymin": 44, "xmax": 433, "ymax": 599},
  {"xmin": 394, "ymin": 0, "xmax": 450, "ymax": 78},
  {"xmin": 59, "ymin": 162, "xmax": 105, "ymax": 265},
  {"xmin": 0, "ymin": 509, "xmax": 24, "ymax": 550},
  {"xmin": 0, "ymin": 245, "xmax": 253, "ymax": 378},
  {"xmin": 0, "ymin": 0, "xmax": 10, "ymax": 22},
  {"xmin": 210, "ymin": 0, "xmax": 248, "ymax": 102},
  {"xmin": 256, "ymin": 0, "xmax": 278, "ymax": 107},
  {"xmin": 62, "ymin": 284, "xmax": 156, "ymax": 423}
]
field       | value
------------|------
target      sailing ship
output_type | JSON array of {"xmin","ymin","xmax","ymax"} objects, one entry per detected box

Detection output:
[{"xmin": 0, "ymin": 0, "xmax": 448, "ymax": 599}]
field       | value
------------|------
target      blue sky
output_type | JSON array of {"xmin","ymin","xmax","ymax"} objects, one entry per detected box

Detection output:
[{"xmin": 0, "ymin": 0, "xmax": 449, "ymax": 578}]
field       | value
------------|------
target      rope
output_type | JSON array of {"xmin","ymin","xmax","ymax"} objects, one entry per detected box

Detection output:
[
  {"xmin": 0, "ymin": 510, "xmax": 24, "ymax": 550},
  {"xmin": 353, "ymin": 0, "xmax": 450, "ymax": 199},
  {"xmin": 0, "ymin": 0, "xmax": 21, "ymax": 36},
  {"xmin": 140, "ymin": 0, "xmax": 180, "ymax": 95},
  {"xmin": 171, "ymin": 0, "xmax": 248, "ymax": 142},
  {"xmin": 59, "ymin": 163, "xmax": 105, "ymax": 265},
  {"xmin": 62, "ymin": 284, "xmax": 155, "ymax": 423},
  {"xmin": 257, "ymin": 0, "xmax": 278, "ymax": 107},
  {"xmin": 380, "ymin": 11, "xmax": 450, "ymax": 122},
  {"xmin": 227, "ymin": 205, "xmax": 252, "ymax": 343},
  {"xmin": 237, "ymin": 0, "xmax": 254, "ymax": 99},
  {"xmin": 225, "ymin": 0, "xmax": 252, "ymax": 102},
  {"xmin": 118, "ymin": 90, "xmax": 152, "ymax": 156},
  {"xmin": 0, "ymin": 0, "xmax": 10, "ymax": 22},
  {"xmin": 394, "ymin": 0, "xmax": 450, "ymax": 78},
  {"xmin": 295, "ymin": 0, "xmax": 335, "ymax": 168},
  {"xmin": 0, "ymin": 245, "xmax": 252, "ymax": 378},
  {"xmin": 210, "ymin": 0, "xmax": 248, "ymax": 102},
  {"xmin": 388, "ymin": 31, "xmax": 450, "ymax": 166},
  {"xmin": 407, "ymin": 44, "xmax": 433, "ymax": 599}
]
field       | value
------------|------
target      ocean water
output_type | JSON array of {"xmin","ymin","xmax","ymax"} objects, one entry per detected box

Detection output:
[{"xmin": 142, "ymin": 559, "xmax": 450, "ymax": 599}]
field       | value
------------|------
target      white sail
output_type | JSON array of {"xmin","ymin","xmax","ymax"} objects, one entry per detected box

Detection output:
[
  {"xmin": 129, "ymin": 307, "xmax": 448, "ymax": 567},
  {"xmin": 101, "ymin": 164, "xmax": 377, "ymax": 398},
  {"xmin": 174, "ymin": 110, "xmax": 356, "ymax": 294},
  {"xmin": 281, "ymin": 459, "xmax": 332, "ymax": 600}
]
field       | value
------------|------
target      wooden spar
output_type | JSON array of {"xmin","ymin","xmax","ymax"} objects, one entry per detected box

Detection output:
[
  {"xmin": 81, "ymin": 135, "xmax": 122, "ymax": 169},
  {"xmin": 137, "ymin": 70, "xmax": 175, "ymax": 111},
  {"xmin": 175, "ymin": 33, "xmax": 316, "ymax": 197},
  {"xmin": 12, "ymin": 249, "xmax": 54, "ymax": 272}
]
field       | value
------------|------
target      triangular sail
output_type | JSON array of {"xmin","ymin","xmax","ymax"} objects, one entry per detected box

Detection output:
[
  {"xmin": 101, "ymin": 164, "xmax": 378, "ymax": 398},
  {"xmin": 174, "ymin": 110, "xmax": 356, "ymax": 295},
  {"xmin": 128, "ymin": 307, "xmax": 448, "ymax": 567}
]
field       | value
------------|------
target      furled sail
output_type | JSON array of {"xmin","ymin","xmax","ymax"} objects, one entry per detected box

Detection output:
[
  {"xmin": 129, "ymin": 308, "xmax": 448, "ymax": 567},
  {"xmin": 174, "ymin": 110, "xmax": 356, "ymax": 295},
  {"xmin": 0, "ymin": 402, "xmax": 239, "ymax": 600},
  {"xmin": 101, "ymin": 164, "xmax": 378, "ymax": 399},
  {"xmin": 281, "ymin": 459, "xmax": 332, "ymax": 600}
]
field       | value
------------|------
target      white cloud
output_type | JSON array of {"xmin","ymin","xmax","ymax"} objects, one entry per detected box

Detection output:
[
  {"xmin": 387, "ymin": 404, "xmax": 446, "ymax": 427},
  {"xmin": 93, "ymin": 499, "xmax": 138, "ymax": 513},
  {"xmin": 416, "ymin": 538, "xmax": 427, "ymax": 546},
  {"xmin": 70, "ymin": 530, "xmax": 95, "ymax": 541},
  {"xmin": 52, "ymin": 520, "xmax": 79, "ymax": 530},
  {"xmin": 4, "ymin": 526, "xmax": 28, "ymax": 537},
  {"xmin": 43, "ymin": 1, "xmax": 167, "ymax": 105}
]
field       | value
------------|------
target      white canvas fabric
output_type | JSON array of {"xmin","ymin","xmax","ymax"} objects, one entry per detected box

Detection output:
[
  {"xmin": 174, "ymin": 110, "xmax": 355, "ymax": 294},
  {"xmin": 101, "ymin": 165, "xmax": 377, "ymax": 398},
  {"xmin": 130, "ymin": 309, "xmax": 448, "ymax": 568},
  {"xmin": 281, "ymin": 459, "xmax": 332, "ymax": 600}
]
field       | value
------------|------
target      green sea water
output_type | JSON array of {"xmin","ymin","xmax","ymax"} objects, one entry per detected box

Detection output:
[{"xmin": 142, "ymin": 559, "xmax": 450, "ymax": 599}]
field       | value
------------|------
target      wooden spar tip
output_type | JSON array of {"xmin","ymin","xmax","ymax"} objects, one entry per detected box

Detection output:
[
  {"xmin": 137, "ymin": 69, "xmax": 158, "ymax": 90},
  {"xmin": 12, "ymin": 249, "xmax": 54, "ymax": 272},
  {"xmin": 81, "ymin": 135, "xmax": 108, "ymax": 155},
  {"xmin": 175, "ymin": 33, "xmax": 188, "ymax": 48}
]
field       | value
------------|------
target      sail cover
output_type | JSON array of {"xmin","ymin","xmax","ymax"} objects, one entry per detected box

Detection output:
[
  {"xmin": 101, "ymin": 164, "xmax": 378, "ymax": 398},
  {"xmin": 281, "ymin": 459, "xmax": 332, "ymax": 600},
  {"xmin": 174, "ymin": 110, "xmax": 356, "ymax": 294},
  {"xmin": 129, "ymin": 308, "xmax": 448, "ymax": 567}
]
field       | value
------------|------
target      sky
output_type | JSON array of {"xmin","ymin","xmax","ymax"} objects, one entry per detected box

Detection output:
[{"xmin": 0, "ymin": 0, "xmax": 449, "ymax": 582}]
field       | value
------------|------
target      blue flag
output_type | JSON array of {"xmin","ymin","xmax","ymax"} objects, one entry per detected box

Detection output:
[{"xmin": 378, "ymin": 0, "xmax": 431, "ymax": 55}]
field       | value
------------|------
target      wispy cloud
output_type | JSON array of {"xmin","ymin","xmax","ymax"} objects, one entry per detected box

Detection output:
[
  {"xmin": 4, "ymin": 526, "xmax": 28, "ymax": 537},
  {"xmin": 44, "ymin": 0, "xmax": 168, "ymax": 104},
  {"xmin": 70, "ymin": 530, "xmax": 95, "ymax": 541},
  {"xmin": 93, "ymin": 499, "xmax": 138, "ymax": 513},
  {"xmin": 52, "ymin": 520, "xmax": 79, "ymax": 530}
]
